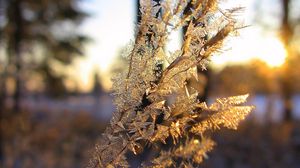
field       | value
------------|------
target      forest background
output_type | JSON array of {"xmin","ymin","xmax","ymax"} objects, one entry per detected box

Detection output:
[{"xmin": 0, "ymin": 0, "xmax": 300, "ymax": 167}]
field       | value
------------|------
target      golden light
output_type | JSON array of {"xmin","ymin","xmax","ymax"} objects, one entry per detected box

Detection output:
[
  {"xmin": 253, "ymin": 37, "xmax": 287, "ymax": 67},
  {"xmin": 73, "ymin": 0, "xmax": 289, "ymax": 92},
  {"xmin": 211, "ymin": 31, "xmax": 288, "ymax": 68}
]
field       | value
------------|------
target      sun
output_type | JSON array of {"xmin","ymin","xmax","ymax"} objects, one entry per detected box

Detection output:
[
  {"xmin": 211, "ymin": 32, "xmax": 287, "ymax": 68},
  {"xmin": 254, "ymin": 37, "xmax": 287, "ymax": 67}
]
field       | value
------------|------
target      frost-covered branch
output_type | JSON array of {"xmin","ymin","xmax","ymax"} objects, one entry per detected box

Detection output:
[{"xmin": 88, "ymin": 0, "xmax": 253, "ymax": 167}]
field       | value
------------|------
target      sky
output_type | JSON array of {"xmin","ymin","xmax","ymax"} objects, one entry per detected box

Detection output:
[
  {"xmin": 72, "ymin": 0, "xmax": 287, "ymax": 92},
  {"xmin": 68, "ymin": 0, "xmax": 135, "ymax": 91}
]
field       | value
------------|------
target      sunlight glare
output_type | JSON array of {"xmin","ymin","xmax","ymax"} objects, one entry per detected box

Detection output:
[
  {"xmin": 211, "ymin": 31, "xmax": 287, "ymax": 68},
  {"xmin": 255, "ymin": 37, "xmax": 287, "ymax": 67}
]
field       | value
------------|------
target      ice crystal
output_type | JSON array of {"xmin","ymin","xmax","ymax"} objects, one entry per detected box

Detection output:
[{"xmin": 88, "ymin": 0, "xmax": 253, "ymax": 167}]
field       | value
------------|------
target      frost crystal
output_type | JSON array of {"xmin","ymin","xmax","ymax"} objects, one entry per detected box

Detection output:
[{"xmin": 88, "ymin": 1, "xmax": 253, "ymax": 168}]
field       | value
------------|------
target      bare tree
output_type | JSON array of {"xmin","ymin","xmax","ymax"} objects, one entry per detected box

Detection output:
[
  {"xmin": 279, "ymin": 0, "xmax": 299, "ymax": 121},
  {"xmin": 0, "ymin": 0, "xmax": 88, "ymax": 111}
]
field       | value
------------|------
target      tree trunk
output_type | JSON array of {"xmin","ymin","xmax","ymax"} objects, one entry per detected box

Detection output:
[
  {"xmin": 197, "ymin": 69, "xmax": 211, "ymax": 102},
  {"xmin": 183, "ymin": 2, "xmax": 210, "ymax": 102},
  {"xmin": 136, "ymin": 0, "xmax": 141, "ymax": 24},
  {"xmin": 280, "ymin": 0, "xmax": 293, "ymax": 122},
  {"xmin": 283, "ymin": 94, "xmax": 292, "ymax": 121},
  {"xmin": 0, "ymin": 76, "xmax": 5, "ymax": 108},
  {"xmin": 11, "ymin": 0, "xmax": 23, "ymax": 112}
]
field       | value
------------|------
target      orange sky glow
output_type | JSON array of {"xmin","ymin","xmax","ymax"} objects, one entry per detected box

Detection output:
[{"xmin": 71, "ymin": 0, "xmax": 287, "ymax": 92}]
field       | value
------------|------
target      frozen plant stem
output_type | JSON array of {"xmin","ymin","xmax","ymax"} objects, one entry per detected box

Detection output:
[{"xmin": 89, "ymin": 0, "xmax": 253, "ymax": 167}]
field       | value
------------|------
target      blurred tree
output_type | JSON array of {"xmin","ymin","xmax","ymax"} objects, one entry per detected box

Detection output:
[
  {"xmin": 255, "ymin": 0, "xmax": 300, "ymax": 121},
  {"xmin": 92, "ymin": 71, "xmax": 104, "ymax": 96},
  {"xmin": 212, "ymin": 62, "xmax": 278, "ymax": 121},
  {"xmin": 0, "ymin": 0, "xmax": 88, "ymax": 111},
  {"xmin": 278, "ymin": 0, "xmax": 300, "ymax": 121},
  {"xmin": 0, "ymin": 62, "xmax": 6, "ymax": 108},
  {"xmin": 212, "ymin": 61, "xmax": 276, "ymax": 96},
  {"xmin": 183, "ymin": 1, "xmax": 211, "ymax": 102},
  {"xmin": 136, "ymin": 0, "xmax": 141, "ymax": 24}
]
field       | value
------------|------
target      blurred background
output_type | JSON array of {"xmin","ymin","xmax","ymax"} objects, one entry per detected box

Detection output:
[{"xmin": 0, "ymin": 0, "xmax": 300, "ymax": 167}]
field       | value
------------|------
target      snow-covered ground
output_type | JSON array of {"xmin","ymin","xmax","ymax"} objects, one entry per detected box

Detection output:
[
  {"xmin": 249, "ymin": 94, "xmax": 300, "ymax": 122},
  {"xmin": 22, "ymin": 94, "xmax": 115, "ymax": 121},
  {"xmin": 19, "ymin": 94, "xmax": 300, "ymax": 122}
]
